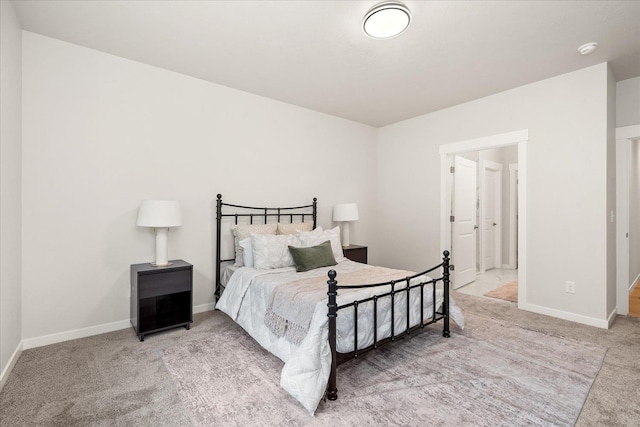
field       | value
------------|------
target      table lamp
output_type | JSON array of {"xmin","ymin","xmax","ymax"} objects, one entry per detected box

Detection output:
[
  {"xmin": 333, "ymin": 203, "xmax": 359, "ymax": 247},
  {"xmin": 137, "ymin": 200, "xmax": 182, "ymax": 266}
]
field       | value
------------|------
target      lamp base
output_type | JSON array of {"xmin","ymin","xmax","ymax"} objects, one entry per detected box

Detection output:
[
  {"xmin": 153, "ymin": 227, "xmax": 170, "ymax": 267},
  {"xmin": 341, "ymin": 222, "xmax": 351, "ymax": 247},
  {"xmin": 151, "ymin": 261, "xmax": 173, "ymax": 267}
]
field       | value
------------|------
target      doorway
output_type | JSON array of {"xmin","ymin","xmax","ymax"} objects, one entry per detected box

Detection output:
[
  {"xmin": 616, "ymin": 125, "xmax": 640, "ymax": 315},
  {"xmin": 440, "ymin": 130, "xmax": 528, "ymax": 308},
  {"xmin": 450, "ymin": 148, "xmax": 514, "ymax": 296},
  {"xmin": 479, "ymin": 160, "xmax": 503, "ymax": 273}
]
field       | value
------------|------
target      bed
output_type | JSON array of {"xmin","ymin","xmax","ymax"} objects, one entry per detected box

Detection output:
[{"xmin": 214, "ymin": 194, "xmax": 464, "ymax": 415}]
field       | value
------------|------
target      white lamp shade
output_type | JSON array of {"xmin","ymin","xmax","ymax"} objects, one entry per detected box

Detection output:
[
  {"xmin": 136, "ymin": 200, "xmax": 182, "ymax": 228},
  {"xmin": 333, "ymin": 203, "xmax": 359, "ymax": 222}
]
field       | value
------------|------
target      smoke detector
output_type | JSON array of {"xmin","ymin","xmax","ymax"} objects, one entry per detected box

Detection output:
[{"xmin": 577, "ymin": 42, "xmax": 598, "ymax": 55}]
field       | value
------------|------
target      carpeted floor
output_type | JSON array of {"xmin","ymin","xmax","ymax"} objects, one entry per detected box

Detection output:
[
  {"xmin": 162, "ymin": 313, "xmax": 605, "ymax": 426},
  {"xmin": 1, "ymin": 292, "xmax": 640, "ymax": 426},
  {"xmin": 484, "ymin": 280, "xmax": 518, "ymax": 303}
]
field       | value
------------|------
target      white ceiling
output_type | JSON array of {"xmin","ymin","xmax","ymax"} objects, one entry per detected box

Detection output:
[{"xmin": 11, "ymin": 0, "xmax": 640, "ymax": 127}]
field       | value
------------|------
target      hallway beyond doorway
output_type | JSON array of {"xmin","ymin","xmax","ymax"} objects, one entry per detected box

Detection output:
[
  {"xmin": 456, "ymin": 269, "xmax": 518, "ymax": 299},
  {"xmin": 630, "ymin": 284, "xmax": 640, "ymax": 317}
]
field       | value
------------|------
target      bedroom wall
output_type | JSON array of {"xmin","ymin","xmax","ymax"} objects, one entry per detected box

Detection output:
[
  {"xmin": 375, "ymin": 63, "xmax": 612, "ymax": 326},
  {"xmin": 606, "ymin": 66, "xmax": 616, "ymax": 317},
  {"xmin": 21, "ymin": 32, "xmax": 377, "ymax": 344},
  {"xmin": 0, "ymin": 0, "xmax": 23, "ymax": 387},
  {"xmin": 616, "ymin": 76, "xmax": 640, "ymax": 127}
]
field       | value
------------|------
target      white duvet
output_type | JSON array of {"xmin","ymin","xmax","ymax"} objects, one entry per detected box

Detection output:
[{"xmin": 216, "ymin": 260, "xmax": 464, "ymax": 415}]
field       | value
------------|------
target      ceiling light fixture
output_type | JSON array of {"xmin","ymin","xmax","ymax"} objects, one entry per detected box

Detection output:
[
  {"xmin": 577, "ymin": 42, "xmax": 598, "ymax": 55},
  {"xmin": 363, "ymin": 1, "xmax": 411, "ymax": 39}
]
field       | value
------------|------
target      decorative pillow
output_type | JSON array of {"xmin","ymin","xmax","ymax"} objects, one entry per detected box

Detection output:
[
  {"xmin": 288, "ymin": 241, "xmax": 337, "ymax": 272},
  {"xmin": 297, "ymin": 226, "xmax": 323, "ymax": 240},
  {"xmin": 251, "ymin": 233, "xmax": 301, "ymax": 270},
  {"xmin": 232, "ymin": 223, "xmax": 278, "ymax": 266},
  {"xmin": 239, "ymin": 238, "xmax": 254, "ymax": 268},
  {"xmin": 277, "ymin": 222, "xmax": 314, "ymax": 235},
  {"xmin": 298, "ymin": 226, "xmax": 345, "ymax": 262}
]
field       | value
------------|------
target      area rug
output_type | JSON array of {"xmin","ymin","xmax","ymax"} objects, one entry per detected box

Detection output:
[
  {"xmin": 161, "ymin": 313, "xmax": 606, "ymax": 426},
  {"xmin": 484, "ymin": 280, "xmax": 518, "ymax": 303}
]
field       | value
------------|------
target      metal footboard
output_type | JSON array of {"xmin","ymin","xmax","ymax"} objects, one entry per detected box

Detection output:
[{"xmin": 326, "ymin": 250, "xmax": 451, "ymax": 401}]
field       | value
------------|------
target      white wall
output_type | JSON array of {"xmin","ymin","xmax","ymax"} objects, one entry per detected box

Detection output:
[
  {"xmin": 606, "ymin": 66, "xmax": 617, "ymax": 317},
  {"xmin": 0, "ymin": 0, "xmax": 23, "ymax": 387},
  {"xmin": 21, "ymin": 32, "xmax": 377, "ymax": 343},
  {"xmin": 616, "ymin": 77, "xmax": 640, "ymax": 127},
  {"xmin": 376, "ymin": 63, "xmax": 612, "ymax": 324}
]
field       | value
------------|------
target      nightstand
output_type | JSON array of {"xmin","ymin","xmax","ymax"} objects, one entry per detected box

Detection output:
[
  {"xmin": 130, "ymin": 260, "xmax": 193, "ymax": 341},
  {"xmin": 343, "ymin": 245, "xmax": 368, "ymax": 264}
]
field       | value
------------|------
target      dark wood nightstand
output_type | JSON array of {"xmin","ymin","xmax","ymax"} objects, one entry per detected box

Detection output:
[
  {"xmin": 343, "ymin": 245, "xmax": 368, "ymax": 264},
  {"xmin": 130, "ymin": 260, "xmax": 193, "ymax": 341}
]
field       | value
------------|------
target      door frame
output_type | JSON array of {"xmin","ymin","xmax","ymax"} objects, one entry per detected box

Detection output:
[
  {"xmin": 616, "ymin": 124, "xmax": 640, "ymax": 315},
  {"xmin": 440, "ymin": 129, "xmax": 528, "ymax": 307},
  {"xmin": 479, "ymin": 160, "xmax": 503, "ymax": 273},
  {"xmin": 508, "ymin": 164, "xmax": 519, "ymax": 269}
]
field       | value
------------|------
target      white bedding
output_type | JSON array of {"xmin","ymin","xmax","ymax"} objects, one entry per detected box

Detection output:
[
  {"xmin": 216, "ymin": 260, "xmax": 464, "ymax": 415},
  {"xmin": 220, "ymin": 264, "xmax": 239, "ymax": 287}
]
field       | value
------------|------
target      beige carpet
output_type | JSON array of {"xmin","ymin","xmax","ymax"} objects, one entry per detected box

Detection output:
[
  {"xmin": 484, "ymin": 280, "xmax": 518, "ymax": 303},
  {"xmin": 3, "ymin": 294, "xmax": 640, "ymax": 426},
  {"xmin": 162, "ymin": 312, "xmax": 606, "ymax": 426}
]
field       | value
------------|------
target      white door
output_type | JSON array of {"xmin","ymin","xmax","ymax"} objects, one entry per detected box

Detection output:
[
  {"xmin": 482, "ymin": 170, "xmax": 497, "ymax": 269},
  {"xmin": 480, "ymin": 161, "xmax": 502, "ymax": 272},
  {"xmin": 453, "ymin": 156, "xmax": 477, "ymax": 288}
]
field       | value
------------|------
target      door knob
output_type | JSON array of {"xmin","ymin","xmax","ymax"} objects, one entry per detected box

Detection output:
[
  {"xmin": 493, "ymin": 222, "xmax": 497, "ymax": 226},
  {"xmin": 474, "ymin": 225, "xmax": 479, "ymax": 230}
]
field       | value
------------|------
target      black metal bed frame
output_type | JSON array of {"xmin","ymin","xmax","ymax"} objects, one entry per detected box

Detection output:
[
  {"xmin": 215, "ymin": 194, "xmax": 317, "ymax": 298},
  {"xmin": 326, "ymin": 252, "xmax": 450, "ymax": 400},
  {"xmin": 214, "ymin": 194, "xmax": 451, "ymax": 402}
]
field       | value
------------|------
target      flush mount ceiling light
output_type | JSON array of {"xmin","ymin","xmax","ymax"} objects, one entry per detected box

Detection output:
[
  {"xmin": 363, "ymin": 1, "xmax": 411, "ymax": 39},
  {"xmin": 578, "ymin": 42, "xmax": 598, "ymax": 55}
]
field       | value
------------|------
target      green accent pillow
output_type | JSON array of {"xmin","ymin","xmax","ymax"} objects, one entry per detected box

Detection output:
[{"xmin": 288, "ymin": 240, "xmax": 337, "ymax": 272}]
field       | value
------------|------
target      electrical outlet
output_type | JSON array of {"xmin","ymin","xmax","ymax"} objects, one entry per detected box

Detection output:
[{"xmin": 565, "ymin": 281, "xmax": 576, "ymax": 294}]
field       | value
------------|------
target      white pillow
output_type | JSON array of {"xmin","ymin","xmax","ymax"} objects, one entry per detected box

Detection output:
[
  {"xmin": 239, "ymin": 238, "xmax": 254, "ymax": 268},
  {"xmin": 251, "ymin": 233, "xmax": 301, "ymax": 270},
  {"xmin": 296, "ymin": 226, "xmax": 323, "ymax": 240},
  {"xmin": 231, "ymin": 223, "xmax": 278, "ymax": 266},
  {"xmin": 298, "ymin": 226, "xmax": 345, "ymax": 262}
]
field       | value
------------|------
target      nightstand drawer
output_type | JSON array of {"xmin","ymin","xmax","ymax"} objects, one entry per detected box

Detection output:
[{"xmin": 139, "ymin": 269, "xmax": 191, "ymax": 299}]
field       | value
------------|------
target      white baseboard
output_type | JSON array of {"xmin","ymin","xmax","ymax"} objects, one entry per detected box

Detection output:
[
  {"xmin": 22, "ymin": 303, "xmax": 217, "ymax": 350},
  {"xmin": 518, "ymin": 302, "xmax": 610, "ymax": 329},
  {"xmin": 22, "ymin": 319, "xmax": 132, "ymax": 350},
  {"xmin": 607, "ymin": 308, "xmax": 617, "ymax": 328},
  {"xmin": 194, "ymin": 302, "xmax": 216, "ymax": 313},
  {"xmin": 0, "ymin": 341, "xmax": 23, "ymax": 391}
]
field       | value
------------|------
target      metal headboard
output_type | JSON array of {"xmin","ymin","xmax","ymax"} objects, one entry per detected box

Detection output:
[{"xmin": 215, "ymin": 194, "xmax": 317, "ymax": 298}]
